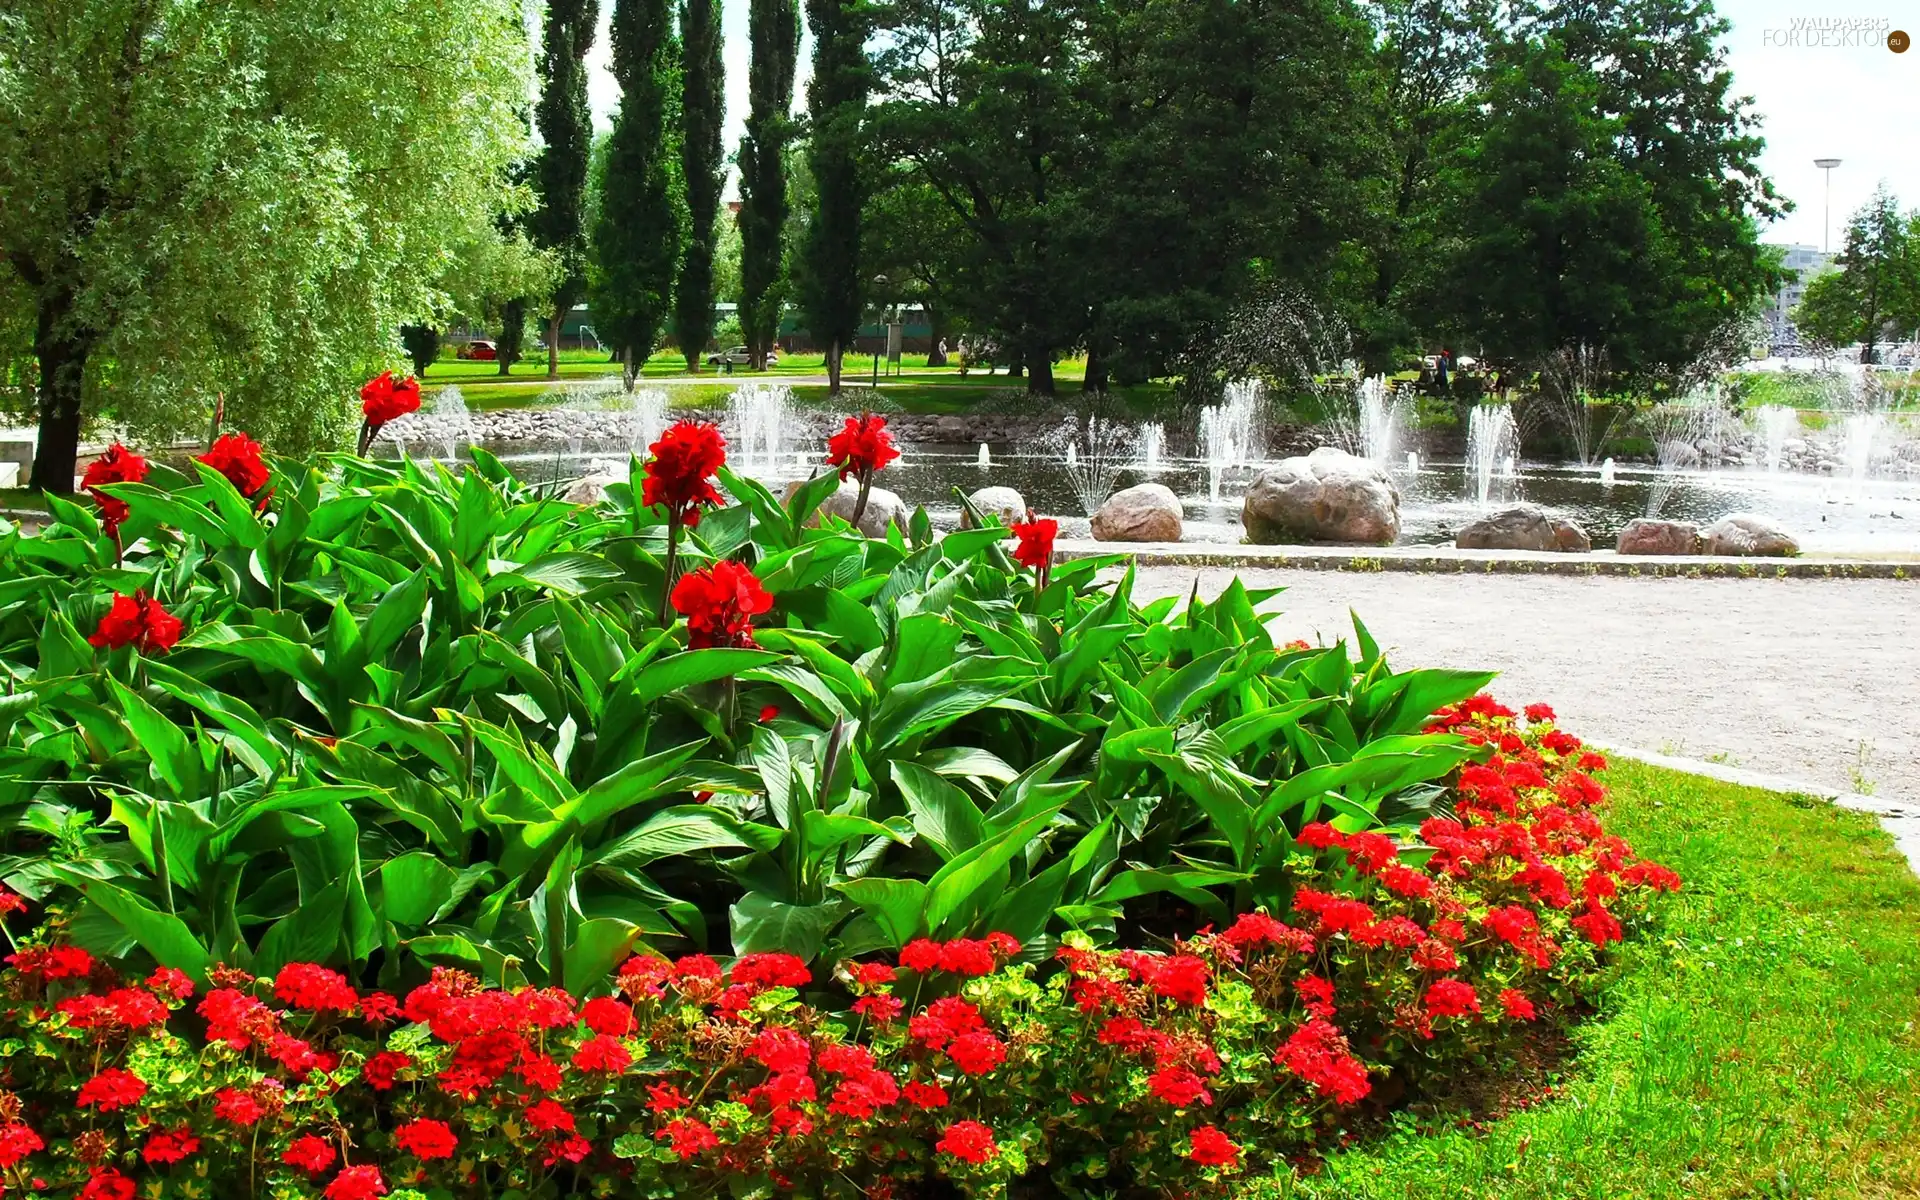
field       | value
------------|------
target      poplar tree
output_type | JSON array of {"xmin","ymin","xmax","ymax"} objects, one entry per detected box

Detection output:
[
  {"xmin": 674, "ymin": 0, "xmax": 726, "ymax": 371},
  {"xmin": 533, "ymin": 0, "xmax": 598, "ymax": 380},
  {"xmin": 737, "ymin": 0, "xmax": 801, "ymax": 370},
  {"xmin": 799, "ymin": 0, "xmax": 871, "ymax": 395}
]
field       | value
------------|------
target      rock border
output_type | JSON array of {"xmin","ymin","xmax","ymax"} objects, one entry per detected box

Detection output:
[{"xmin": 1052, "ymin": 540, "xmax": 1919, "ymax": 580}]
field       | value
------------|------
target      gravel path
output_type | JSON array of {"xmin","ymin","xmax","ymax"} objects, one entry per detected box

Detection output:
[{"xmin": 1133, "ymin": 568, "xmax": 1920, "ymax": 806}]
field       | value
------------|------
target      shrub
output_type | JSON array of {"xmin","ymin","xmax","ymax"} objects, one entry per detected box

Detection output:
[
  {"xmin": 0, "ymin": 419, "xmax": 1498, "ymax": 996},
  {"xmin": 0, "ymin": 700, "xmax": 1677, "ymax": 1199}
]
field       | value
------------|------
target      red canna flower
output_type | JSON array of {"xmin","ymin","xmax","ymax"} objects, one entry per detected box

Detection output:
[
  {"xmin": 758, "ymin": 704, "xmax": 781, "ymax": 723},
  {"xmin": 825, "ymin": 413, "xmax": 899, "ymax": 481},
  {"xmin": 643, "ymin": 421, "xmax": 728, "ymax": 526},
  {"xmin": 81, "ymin": 444, "xmax": 149, "ymax": 539},
  {"xmin": 1009, "ymin": 516, "xmax": 1057, "ymax": 571},
  {"xmin": 199, "ymin": 432, "xmax": 271, "ymax": 498},
  {"xmin": 935, "ymin": 1120, "xmax": 997, "ymax": 1165},
  {"xmin": 75, "ymin": 1068, "xmax": 146, "ymax": 1112},
  {"xmin": 360, "ymin": 371, "xmax": 423, "ymax": 426},
  {"xmin": 392, "ymin": 1119, "xmax": 457, "ymax": 1161},
  {"xmin": 1188, "ymin": 1124, "xmax": 1241, "ymax": 1167},
  {"xmin": 88, "ymin": 590, "xmax": 183, "ymax": 654},
  {"xmin": 282, "ymin": 1135, "xmax": 337, "ymax": 1175},
  {"xmin": 670, "ymin": 561, "xmax": 773, "ymax": 649},
  {"xmin": 324, "ymin": 1164, "xmax": 387, "ymax": 1200}
]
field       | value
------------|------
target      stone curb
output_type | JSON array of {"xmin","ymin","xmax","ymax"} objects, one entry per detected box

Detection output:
[
  {"xmin": 1595, "ymin": 743, "xmax": 1920, "ymax": 876},
  {"xmin": 1054, "ymin": 540, "xmax": 1918, "ymax": 580}
]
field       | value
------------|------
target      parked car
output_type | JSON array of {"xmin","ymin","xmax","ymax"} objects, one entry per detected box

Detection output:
[
  {"xmin": 458, "ymin": 339, "xmax": 498, "ymax": 361},
  {"xmin": 706, "ymin": 346, "xmax": 778, "ymax": 367}
]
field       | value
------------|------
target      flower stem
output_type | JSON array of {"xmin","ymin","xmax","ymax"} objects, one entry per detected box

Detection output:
[
  {"xmin": 660, "ymin": 515, "xmax": 680, "ymax": 628},
  {"xmin": 850, "ymin": 470, "xmax": 873, "ymax": 532}
]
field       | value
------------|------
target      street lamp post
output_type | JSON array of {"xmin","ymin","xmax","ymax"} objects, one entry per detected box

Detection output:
[{"xmin": 1814, "ymin": 158, "xmax": 1842, "ymax": 254}]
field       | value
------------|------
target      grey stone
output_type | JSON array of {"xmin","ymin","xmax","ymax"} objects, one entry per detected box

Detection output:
[
  {"xmin": 1455, "ymin": 504, "xmax": 1590, "ymax": 553},
  {"xmin": 1701, "ymin": 512, "xmax": 1800, "ymax": 557},
  {"xmin": 562, "ymin": 473, "xmax": 618, "ymax": 506},
  {"xmin": 1242, "ymin": 447, "xmax": 1400, "ymax": 545},
  {"xmin": 960, "ymin": 486, "xmax": 1027, "ymax": 530},
  {"xmin": 1616, "ymin": 518, "xmax": 1701, "ymax": 555},
  {"xmin": 1091, "ymin": 482, "xmax": 1183, "ymax": 543},
  {"xmin": 784, "ymin": 478, "xmax": 910, "ymax": 539}
]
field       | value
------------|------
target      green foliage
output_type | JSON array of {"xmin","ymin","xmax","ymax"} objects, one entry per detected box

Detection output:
[
  {"xmin": 534, "ymin": 0, "xmax": 601, "ymax": 350},
  {"xmin": 0, "ymin": 0, "xmax": 533, "ymax": 478},
  {"xmin": 401, "ymin": 326, "xmax": 442, "ymax": 378},
  {"xmin": 798, "ymin": 0, "xmax": 873, "ymax": 392},
  {"xmin": 0, "ymin": 447, "xmax": 1500, "ymax": 997},
  {"xmin": 1793, "ymin": 186, "xmax": 1920, "ymax": 361},
  {"xmin": 674, "ymin": 0, "xmax": 727, "ymax": 369},
  {"xmin": 737, "ymin": 0, "xmax": 802, "ymax": 369},
  {"xmin": 592, "ymin": 0, "xmax": 685, "ymax": 370}
]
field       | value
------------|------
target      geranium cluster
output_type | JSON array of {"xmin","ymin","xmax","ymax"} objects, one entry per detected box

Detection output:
[{"xmin": 0, "ymin": 701, "xmax": 1675, "ymax": 1199}]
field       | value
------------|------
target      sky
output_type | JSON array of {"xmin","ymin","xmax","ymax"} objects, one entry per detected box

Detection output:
[{"xmin": 581, "ymin": 0, "xmax": 1918, "ymax": 247}]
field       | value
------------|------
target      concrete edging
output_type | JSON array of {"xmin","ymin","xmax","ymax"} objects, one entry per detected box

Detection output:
[{"xmin": 1055, "ymin": 540, "xmax": 1918, "ymax": 580}]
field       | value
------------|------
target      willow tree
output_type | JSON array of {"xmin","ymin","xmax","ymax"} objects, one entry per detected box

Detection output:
[
  {"xmin": 674, "ymin": 0, "xmax": 726, "ymax": 371},
  {"xmin": 799, "ymin": 0, "xmax": 871, "ymax": 395},
  {"xmin": 737, "ymin": 0, "xmax": 801, "ymax": 370},
  {"xmin": 533, "ymin": 0, "xmax": 599, "ymax": 380},
  {"xmin": 0, "ymin": 0, "xmax": 532, "ymax": 488},
  {"xmin": 592, "ymin": 0, "xmax": 684, "ymax": 376}
]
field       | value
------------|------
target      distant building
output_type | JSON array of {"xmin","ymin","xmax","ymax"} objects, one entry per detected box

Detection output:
[{"xmin": 1763, "ymin": 243, "xmax": 1835, "ymax": 350}]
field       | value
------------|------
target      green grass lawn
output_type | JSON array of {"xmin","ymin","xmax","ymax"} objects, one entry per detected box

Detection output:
[
  {"xmin": 1256, "ymin": 758, "xmax": 1920, "ymax": 1200},
  {"xmin": 426, "ymin": 348, "xmax": 1173, "ymax": 415}
]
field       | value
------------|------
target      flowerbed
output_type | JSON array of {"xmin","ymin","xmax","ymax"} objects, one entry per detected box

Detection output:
[
  {"xmin": 0, "ymin": 700, "xmax": 1677, "ymax": 1199},
  {"xmin": 0, "ymin": 401, "xmax": 1678, "ymax": 1196}
]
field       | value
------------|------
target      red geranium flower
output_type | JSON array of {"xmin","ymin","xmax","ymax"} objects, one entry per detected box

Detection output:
[
  {"xmin": 935, "ymin": 1120, "xmax": 997, "ymax": 1165},
  {"xmin": 1498, "ymin": 988, "xmax": 1538, "ymax": 1021},
  {"xmin": 1009, "ymin": 517, "xmax": 1057, "ymax": 571},
  {"xmin": 282, "ymin": 1135, "xmax": 337, "ymax": 1175},
  {"xmin": 853, "ymin": 992, "xmax": 903, "ymax": 1022},
  {"xmin": 945, "ymin": 1031, "xmax": 1007, "ymax": 1075},
  {"xmin": 0, "ymin": 1123, "xmax": 43, "ymax": 1168},
  {"xmin": 79, "ymin": 1168, "xmax": 135, "ymax": 1200},
  {"xmin": 141, "ymin": 1127, "xmax": 199, "ymax": 1166},
  {"xmin": 324, "ymin": 1164, "xmax": 387, "ymax": 1200},
  {"xmin": 393, "ymin": 1119, "xmax": 457, "ymax": 1161},
  {"xmin": 524, "ymin": 1099, "xmax": 575, "ymax": 1135},
  {"xmin": 88, "ymin": 590, "xmax": 183, "ymax": 654},
  {"xmin": 573, "ymin": 1033, "xmax": 632, "ymax": 1074},
  {"xmin": 360, "ymin": 371, "xmax": 423, "ymax": 426},
  {"xmin": 199, "ymin": 432, "xmax": 271, "ymax": 498},
  {"xmin": 825, "ymin": 413, "xmax": 899, "ymax": 481},
  {"xmin": 1423, "ymin": 978, "xmax": 1481, "ymax": 1019},
  {"xmin": 75, "ymin": 1068, "xmax": 146, "ymax": 1112},
  {"xmin": 643, "ymin": 421, "xmax": 727, "ymax": 526},
  {"xmin": 670, "ymin": 561, "xmax": 773, "ymax": 649},
  {"xmin": 657, "ymin": 1117, "xmax": 719, "ymax": 1161},
  {"xmin": 903, "ymin": 1080, "xmax": 949, "ymax": 1109},
  {"xmin": 1188, "ymin": 1124, "xmax": 1241, "ymax": 1167},
  {"xmin": 81, "ymin": 444, "xmax": 149, "ymax": 538},
  {"xmin": 1146, "ymin": 1065, "xmax": 1212, "ymax": 1108},
  {"xmin": 213, "ymin": 1087, "xmax": 267, "ymax": 1126}
]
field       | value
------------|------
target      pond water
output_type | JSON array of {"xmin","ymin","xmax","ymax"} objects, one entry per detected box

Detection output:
[{"xmin": 460, "ymin": 440, "xmax": 1920, "ymax": 555}]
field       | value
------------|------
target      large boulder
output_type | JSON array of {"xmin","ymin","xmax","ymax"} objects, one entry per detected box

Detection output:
[
  {"xmin": 1091, "ymin": 482, "xmax": 1183, "ymax": 543},
  {"xmin": 1616, "ymin": 518, "xmax": 1701, "ymax": 556},
  {"xmin": 1455, "ymin": 505, "xmax": 1591, "ymax": 553},
  {"xmin": 960, "ymin": 486, "xmax": 1027, "ymax": 530},
  {"xmin": 1242, "ymin": 447, "xmax": 1400, "ymax": 545},
  {"xmin": 1701, "ymin": 512, "xmax": 1799, "ymax": 557},
  {"xmin": 784, "ymin": 478, "xmax": 910, "ymax": 539},
  {"xmin": 562, "ymin": 473, "xmax": 618, "ymax": 506}
]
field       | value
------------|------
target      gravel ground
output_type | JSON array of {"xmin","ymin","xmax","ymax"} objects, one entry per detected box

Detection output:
[{"xmin": 1133, "ymin": 568, "xmax": 1920, "ymax": 806}]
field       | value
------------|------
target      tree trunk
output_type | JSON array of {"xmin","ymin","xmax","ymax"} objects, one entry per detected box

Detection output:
[
  {"xmin": 1007, "ymin": 358, "xmax": 1024, "ymax": 381},
  {"xmin": 30, "ymin": 290, "xmax": 89, "ymax": 495},
  {"xmin": 1028, "ymin": 355, "xmax": 1055, "ymax": 396},
  {"xmin": 1083, "ymin": 348, "xmax": 1108, "ymax": 394},
  {"xmin": 826, "ymin": 339, "xmax": 843, "ymax": 396},
  {"xmin": 926, "ymin": 306, "xmax": 947, "ymax": 367},
  {"xmin": 547, "ymin": 312, "xmax": 562, "ymax": 380}
]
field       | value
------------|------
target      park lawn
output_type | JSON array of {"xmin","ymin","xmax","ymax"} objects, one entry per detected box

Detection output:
[{"xmin": 1255, "ymin": 758, "xmax": 1920, "ymax": 1200}]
